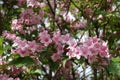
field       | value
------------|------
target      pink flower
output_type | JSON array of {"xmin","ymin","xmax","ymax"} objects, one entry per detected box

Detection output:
[
  {"xmin": 66, "ymin": 50, "xmax": 74, "ymax": 59},
  {"xmin": 14, "ymin": 78, "xmax": 20, "ymax": 80},
  {"xmin": 67, "ymin": 46, "xmax": 82, "ymax": 59},
  {"xmin": 72, "ymin": 22, "xmax": 86, "ymax": 30},
  {"xmin": 90, "ymin": 37, "xmax": 99, "ymax": 43},
  {"xmin": 51, "ymin": 53, "xmax": 62, "ymax": 62},
  {"xmin": 67, "ymin": 39, "xmax": 77, "ymax": 51},
  {"xmin": 88, "ymin": 55, "xmax": 97, "ymax": 63},
  {"xmin": 0, "ymin": 74, "xmax": 20, "ymax": 80},
  {"xmin": 65, "ymin": 15, "xmax": 72, "ymax": 23},
  {"xmin": 99, "ymin": 59, "xmax": 109, "ymax": 66},
  {"xmin": 94, "ymin": 42, "xmax": 101, "ymax": 49},
  {"xmin": 20, "ymin": 9, "xmax": 34, "ymax": 19},
  {"xmin": 80, "ymin": 46, "xmax": 89, "ymax": 59},
  {"xmin": 56, "ymin": 43, "xmax": 64, "ymax": 54},
  {"xmin": 56, "ymin": 17, "xmax": 62, "ymax": 25},
  {"xmin": 61, "ymin": 34, "xmax": 70, "ymax": 43},
  {"xmin": 84, "ymin": 7, "xmax": 93, "ymax": 15},
  {"xmin": 35, "ymin": 44, "xmax": 43, "ymax": 52},
  {"xmin": 99, "ymin": 51, "xmax": 108, "ymax": 57},
  {"xmin": 67, "ymin": 38, "xmax": 77, "ymax": 46},
  {"xmin": 40, "ymin": 3, "xmax": 46, "ymax": 8},
  {"xmin": 0, "ymin": 74, "xmax": 8, "ymax": 80},
  {"xmin": 27, "ymin": 0, "xmax": 35, "ymax": 7},
  {"xmin": 11, "ymin": 19, "xmax": 23, "ymax": 33},
  {"xmin": 27, "ymin": 0, "xmax": 41, "ymax": 8},
  {"xmin": 39, "ymin": 30, "xmax": 52, "ymax": 46},
  {"xmin": 18, "ymin": 0, "xmax": 26, "ymax": 6},
  {"xmin": 28, "ymin": 41, "xmax": 38, "ymax": 52},
  {"xmin": 2, "ymin": 31, "xmax": 17, "ymax": 40},
  {"xmin": 72, "ymin": 46, "xmax": 82, "ymax": 59},
  {"xmin": 11, "ymin": 67, "xmax": 21, "ymax": 76},
  {"xmin": 28, "ymin": 41, "xmax": 43, "ymax": 52},
  {"xmin": 65, "ymin": 60, "xmax": 72, "ymax": 68},
  {"xmin": 12, "ymin": 48, "xmax": 27, "ymax": 57},
  {"xmin": 52, "ymin": 30, "xmax": 61, "ymax": 44}
]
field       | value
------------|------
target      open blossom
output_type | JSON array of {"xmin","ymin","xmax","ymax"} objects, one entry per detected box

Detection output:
[
  {"xmin": 72, "ymin": 22, "xmax": 86, "ymax": 30},
  {"xmin": 27, "ymin": 0, "xmax": 41, "ymax": 8},
  {"xmin": 2, "ymin": 31, "xmax": 17, "ymax": 40},
  {"xmin": 65, "ymin": 15, "xmax": 73, "ymax": 23},
  {"xmin": 52, "ymin": 30, "xmax": 61, "ymax": 44},
  {"xmin": 87, "ymin": 55, "xmax": 97, "ymax": 63},
  {"xmin": 51, "ymin": 53, "xmax": 62, "ymax": 62},
  {"xmin": 39, "ymin": 2, "xmax": 46, "ymax": 8},
  {"xmin": 61, "ymin": 34, "xmax": 71, "ymax": 43},
  {"xmin": 99, "ymin": 41, "xmax": 109, "ymax": 57},
  {"xmin": 67, "ymin": 38, "xmax": 77, "ymax": 50},
  {"xmin": 18, "ymin": 0, "xmax": 26, "ymax": 6},
  {"xmin": 56, "ymin": 43, "xmax": 64, "ymax": 54},
  {"xmin": 12, "ymin": 19, "xmax": 23, "ymax": 32},
  {"xmin": 12, "ymin": 48, "xmax": 29, "ymax": 57},
  {"xmin": 39, "ymin": 30, "xmax": 52, "ymax": 46}
]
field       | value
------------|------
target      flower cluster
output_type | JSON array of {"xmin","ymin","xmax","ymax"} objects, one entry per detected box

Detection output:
[
  {"xmin": 12, "ymin": 39, "xmax": 43, "ymax": 57},
  {"xmin": 3, "ymin": 28, "xmax": 110, "ymax": 65},
  {"xmin": 51, "ymin": 30, "xmax": 110, "ymax": 64},
  {"xmin": 0, "ymin": 74, "xmax": 20, "ymax": 80},
  {"xmin": 11, "ymin": 19, "xmax": 23, "ymax": 33},
  {"xmin": 11, "ymin": 8, "xmax": 44, "ymax": 34},
  {"xmin": 3, "ymin": 31, "xmax": 42, "ymax": 57},
  {"xmin": 20, "ymin": 9, "xmax": 43, "ymax": 25},
  {"xmin": 67, "ymin": 37, "xmax": 110, "ymax": 64}
]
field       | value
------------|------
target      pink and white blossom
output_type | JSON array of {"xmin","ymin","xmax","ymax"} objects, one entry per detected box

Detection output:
[
  {"xmin": 39, "ymin": 30, "xmax": 52, "ymax": 46},
  {"xmin": 51, "ymin": 53, "xmax": 62, "ymax": 62}
]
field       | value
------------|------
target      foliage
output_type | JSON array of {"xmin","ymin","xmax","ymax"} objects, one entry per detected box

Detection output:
[{"xmin": 0, "ymin": 0, "xmax": 120, "ymax": 80}]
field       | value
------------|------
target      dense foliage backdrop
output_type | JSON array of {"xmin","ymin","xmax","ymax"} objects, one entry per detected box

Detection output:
[{"xmin": 0, "ymin": 0, "xmax": 120, "ymax": 80}]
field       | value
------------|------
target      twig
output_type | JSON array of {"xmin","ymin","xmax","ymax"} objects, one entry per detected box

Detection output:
[
  {"xmin": 72, "ymin": 64, "xmax": 76, "ymax": 80},
  {"xmin": 65, "ymin": 0, "xmax": 71, "ymax": 16},
  {"xmin": 46, "ymin": 0, "xmax": 63, "ymax": 33},
  {"xmin": 79, "ymin": 31, "xmax": 86, "ymax": 42},
  {"xmin": 70, "ymin": 0, "xmax": 83, "ymax": 13},
  {"xmin": 93, "ymin": 68, "xmax": 97, "ymax": 80},
  {"xmin": 46, "ymin": 0, "xmax": 55, "ymax": 16}
]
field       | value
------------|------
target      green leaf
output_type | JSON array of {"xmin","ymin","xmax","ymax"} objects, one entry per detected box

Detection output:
[
  {"xmin": 9, "ymin": 56, "xmax": 35, "ymax": 67},
  {"xmin": 3, "ymin": 44, "xmax": 11, "ymax": 51},
  {"xmin": 112, "ymin": 57, "xmax": 120, "ymax": 63},
  {"xmin": 108, "ymin": 57, "xmax": 120, "ymax": 77},
  {"xmin": 0, "ymin": 36, "xmax": 4, "ymax": 54},
  {"xmin": 31, "ymin": 69, "xmax": 42, "ymax": 74},
  {"xmin": 49, "ymin": 59, "xmax": 59, "ymax": 71}
]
